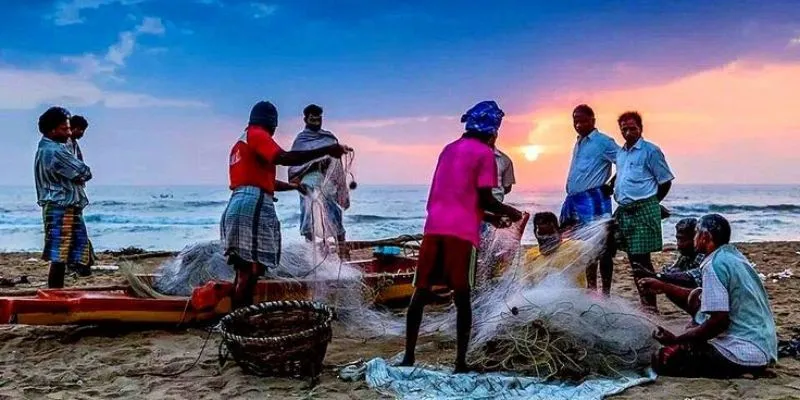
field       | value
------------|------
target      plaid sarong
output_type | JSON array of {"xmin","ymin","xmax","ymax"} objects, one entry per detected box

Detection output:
[
  {"xmin": 220, "ymin": 186, "xmax": 281, "ymax": 269},
  {"xmin": 615, "ymin": 196, "xmax": 663, "ymax": 255},
  {"xmin": 559, "ymin": 186, "xmax": 612, "ymax": 227},
  {"xmin": 41, "ymin": 204, "xmax": 95, "ymax": 266}
]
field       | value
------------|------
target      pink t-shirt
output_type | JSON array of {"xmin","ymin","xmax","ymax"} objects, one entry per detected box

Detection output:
[{"xmin": 424, "ymin": 137, "xmax": 498, "ymax": 246}]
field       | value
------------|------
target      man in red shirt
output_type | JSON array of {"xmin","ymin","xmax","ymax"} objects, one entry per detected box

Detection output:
[{"xmin": 221, "ymin": 101, "xmax": 350, "ymax": 309}]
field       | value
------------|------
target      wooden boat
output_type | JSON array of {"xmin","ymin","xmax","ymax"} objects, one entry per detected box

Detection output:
[
  {"xmin": 0, "ymin": 214, "xmax": 529, "ymax": 327},
  {"xmin": 0, "ymin": 250, "xmax": 431, "ymax": 326}
]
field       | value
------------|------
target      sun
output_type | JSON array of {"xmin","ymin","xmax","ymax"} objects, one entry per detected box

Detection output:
[{"xmin": 521, "ymin": 145, "xmax": 542, "ymax": 162}]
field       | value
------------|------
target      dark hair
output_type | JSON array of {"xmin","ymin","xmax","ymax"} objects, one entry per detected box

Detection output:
[
  {"xmin": 38, "ymin": 106, "xmax": 71, "ymax": 134},
  {"xmin": 617, "ymin": 111, "xmax": 643, "ymax": 129},
  {"xmin": 573, "ymin": 104, "xmax": 594, "ymax": 118},
  {"xmin": 70, "ymin": 115, "xmax": 88, "ymax": 130},
  {"xmin": 675, "ymin": 217, "xmax": 698, "ymax": 235},
  {"xmin": 698, "ymin": 214, "xmax": 731, "ymax": 246},
  {"xmin": 533, "ymin": 212, "xmax": 559, "ymax": 228},
  {"xmin": 303, "ymin": 104, "xmax": 323, "ymax": 117}
]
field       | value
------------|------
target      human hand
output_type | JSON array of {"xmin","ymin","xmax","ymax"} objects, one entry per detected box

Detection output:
[
  {"xmin": 328, "ymin": 144, "xmax": 350, "ymax": 158},
  {"xmin": 653, "ymin": 326, "xmax": 677, "ymax": 345},
  {"xmin": 632, "ymin": 262, "xmax": 657, "ymax": 279},
  {"xmin": 507, "ymin": 208, "xmax": 524, "ymax": 223},
  {"xmin": 638, "ymin": 277, "xmax": 664, "ymax": 294}
]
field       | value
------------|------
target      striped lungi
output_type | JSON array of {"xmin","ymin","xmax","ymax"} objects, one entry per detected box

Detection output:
[
  {"xmin": 220, "ymin": 186, "xmax": 281, "ymax": 269},
  {"xmin": 559, "ymin": 186, "xmax": 612, "ymax": 227},
  {"xmin": 41, "ymin": 204, "xmax": 95, "ymax": 266},
  {"xmin": 615, "ymin": 196, "xmax": 663, "ymax": 255}
]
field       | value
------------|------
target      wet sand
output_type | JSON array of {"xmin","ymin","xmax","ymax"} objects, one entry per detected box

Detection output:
[{"xmin": 0, "ymin": 242, "xmax": 798, "ymax": 399}]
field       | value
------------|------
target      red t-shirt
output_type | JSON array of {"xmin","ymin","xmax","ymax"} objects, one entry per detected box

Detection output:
[{"xmin": 229, "ymin": 125, "xmax": 283, "ymax": 194}]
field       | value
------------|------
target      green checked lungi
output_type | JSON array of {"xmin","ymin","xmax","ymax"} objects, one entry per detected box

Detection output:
[{"xmin": 615, "ymin": 196, "xmax": 663, "ymax": 255}]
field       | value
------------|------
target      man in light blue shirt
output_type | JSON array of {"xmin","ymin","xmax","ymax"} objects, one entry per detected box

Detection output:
[
  {"xmin": 560, "ymin": 104, "xmax": 619, "ymax": 296},
  {"xmin": 614, "ymin": 111, "xmax": 674, "ymax": 313},
  {"xmin": 639, "ymin": 214, "xmax": 777, "ymax": 378}
]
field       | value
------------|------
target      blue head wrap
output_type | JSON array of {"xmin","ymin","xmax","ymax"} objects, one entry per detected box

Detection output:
[{"xmin": 461, "ymin": 100, "xmax": 505, "ymax": 135}]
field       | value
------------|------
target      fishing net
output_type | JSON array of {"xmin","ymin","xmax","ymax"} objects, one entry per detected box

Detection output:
[{"xmin": 131, "ymin": 147, "xmax": 659, "ymax": 380}]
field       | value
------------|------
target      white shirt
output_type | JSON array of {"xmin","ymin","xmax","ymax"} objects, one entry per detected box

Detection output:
[
  {"xmin": 566, "ymin": 129, "xmax": 619, "ymax": 195},
  {"xmin": 492, "ymin": 149, "xmax": 515, "ymax": 202},
  {"xmin": 614, "ymin": 138, "xmax": 674, "ymax": 206}
]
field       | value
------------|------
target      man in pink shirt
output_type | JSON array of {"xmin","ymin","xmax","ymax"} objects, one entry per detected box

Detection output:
[{"xmin": 400, "ymin": 101, "xmax": 524, "ymax": 373}]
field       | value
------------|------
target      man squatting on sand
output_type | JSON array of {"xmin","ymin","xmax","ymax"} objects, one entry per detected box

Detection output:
[
  {"xmin": 400, "ymin": 100, "xmax": 523, "ymax": 373},
  {"xmin": 220, "ymin": 101, "xmax": 350, "ymax": 309}
]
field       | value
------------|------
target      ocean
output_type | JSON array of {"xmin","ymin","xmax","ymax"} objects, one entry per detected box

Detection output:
[{"xmin": 0, "ymin": 184, "xmax": 797, "ymax": 252}]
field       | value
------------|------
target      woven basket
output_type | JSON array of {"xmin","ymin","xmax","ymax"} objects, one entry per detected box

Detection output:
[{"xmin": 218, "ymin": 300, "xmax": 333, "ymax": 379}]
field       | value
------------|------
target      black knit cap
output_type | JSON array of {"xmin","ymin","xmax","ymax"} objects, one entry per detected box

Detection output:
[{"xmin": 249, "ymin": 101, "xmax": 278, "ymax": 128}]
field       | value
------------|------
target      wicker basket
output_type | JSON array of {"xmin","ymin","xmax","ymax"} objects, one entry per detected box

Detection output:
[{"xmin": 218, "ymin": 300, "xmax": 333, "ymax": 379}]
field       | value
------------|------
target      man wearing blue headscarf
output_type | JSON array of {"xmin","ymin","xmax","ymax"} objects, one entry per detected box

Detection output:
[{"xmin": 401, "ymin": 100, "xmax": 524, "ymax": 373}]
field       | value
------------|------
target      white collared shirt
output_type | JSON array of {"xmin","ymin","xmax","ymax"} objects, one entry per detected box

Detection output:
[
  {"xmin": 614, "ymin": 138, "xmax": 674, "ymax": 205},
  {"xmin": 565, "ymin": 129, "xmax": 619, "ymax": 195},
  {"xmin": 492, "ymin": 149, "xmax": 515, "ymax": 202}
]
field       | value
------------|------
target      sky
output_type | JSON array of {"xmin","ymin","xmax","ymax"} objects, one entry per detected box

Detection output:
[{"xmin": 1, "ymin": 0, "xmax": 799, "ymax": 187}]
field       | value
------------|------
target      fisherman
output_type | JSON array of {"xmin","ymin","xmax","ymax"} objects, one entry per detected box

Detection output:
[
  {"xmin": 635, "ymin": 217, "xmax": 705, "ymax": 291},
  {"xmin": 640, "ymin": 214, "xmax": 777, "ymax": 378},
  {"xmin": 400, "ymin": 101, "xmax": 523, "ymax": 373},
  {"xmin": 288, "ymin": 104, "xmax": 352, "ymax": 260},
  {"xmin": 504, "ymin": 211, "xmax": 590, "ymax": 287},
  {"xmin": 35, "ymin": 106, "xmax": 95, "ymax": 288},
  {"xmin": 560, "ymin": 104, "xmax": 619, "ymax": 296},
  {"xmin": 67, "ymin": 115, "xmax": 88, "ymax": 161},
  {"xmin": 476, "ymin": 133, "xmax": 518, "ymax": 284},
  {"xmin": 614, "ymin": 111, "xmax": 674, "ymax": 313},
  {"xmin": 221, "ymin": 101, "xmax": 350, "ymax": 309}
]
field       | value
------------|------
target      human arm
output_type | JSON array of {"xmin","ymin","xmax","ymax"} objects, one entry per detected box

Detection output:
[
  {"xmin": 648, "ymin": 146, "xmax": 674, "ymax": 202},
  {"xmin": 52, "ymin": 148, "xmax": 92, "ymax": 183},
  {"xmin": 479, "ymin": 189, "xmax": 522, "ymax": 222},
  {"xmin": 248, "ymin": 128, "xmax": 349, "ymax": 167},
  {"xmin": 274, "ymin": 180, "xmax": 306, "ymax": 194},
  {"xmin": 654, "ymin": 312, "xmax": 731, "ymax": 345}
]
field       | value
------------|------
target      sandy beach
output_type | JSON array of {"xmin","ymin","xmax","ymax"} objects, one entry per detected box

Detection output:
[{"xmin": 0, "ymin": 242, "xmax": 798, "ymax": 400}]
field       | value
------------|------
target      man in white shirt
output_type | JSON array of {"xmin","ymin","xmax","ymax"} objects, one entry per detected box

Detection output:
[
  {"xmin": 614, "ymin": 111, "xmax": 674, "ymax": 313},
  {"xmin": 560, "ymin": 104, "xmax": 619, "ymax": 296}
]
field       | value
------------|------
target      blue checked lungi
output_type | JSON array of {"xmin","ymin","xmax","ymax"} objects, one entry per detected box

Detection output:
[
  {"xmin": 559, "ymin": 186, "xmax": 612, "ymax": 227},
  {"xmin": 220, "ymin": 186, "xmax": 281, "ymax": 269},
  {"xmin": 41, "ymin": 204, "xmax": 95, "ymax": 266}
]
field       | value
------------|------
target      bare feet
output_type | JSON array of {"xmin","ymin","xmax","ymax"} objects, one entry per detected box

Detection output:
[
  {"xmin": 397, "ymin": 356, "xmax": 415, "ymax": 367},
  {"xmin": 453, "ymin": 361, "xmax": 471, "ymax": 374}
]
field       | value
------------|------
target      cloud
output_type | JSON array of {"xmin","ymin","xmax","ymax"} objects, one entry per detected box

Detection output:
[
  {"xmin": 61, "ymin": 17, "xmax": 166, "ymax": 78},
  {"xmin": 0, "ymin": 67, "xmax": 207, "ymax": 110},
  {"xmin": 251, "ymin": 2, "xmax": 277, "ymax": 19},
  {"xmin": 789, "ymin": 35, "xmax": 800, "ymax": 47},
  {"xmin": 51, "ymin": 0, "xmax": 148, "ymax": 26},
  {"xmin": 337, "ymin": 115, "xmax": 455, "ymax": 129},
  {"xmin": 510, "ymin": 60, "xmax": 800, "ymax": 185}
]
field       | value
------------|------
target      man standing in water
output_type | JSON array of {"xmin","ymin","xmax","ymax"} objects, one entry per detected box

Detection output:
[
  {"xmin": 35, "ymin": 107, "xmax": 95, "ymax": 288},
  {"xmin": 221, "ymin": 101, "xmax": 350, "ymax": 309},
  {"xmin": 289, "ymin": 104, "xmax": 352, "ymax": 259},
  {"xmin": 400, "ymin": 101, "xmax": 523, "ymax": 372},
  {"xmin": 560, "ymin": 104, "xmax": 619, "ymax": 296},
  {"xmin": 614, "ymin": 111, "xmax": 674, "ymax": 313}
]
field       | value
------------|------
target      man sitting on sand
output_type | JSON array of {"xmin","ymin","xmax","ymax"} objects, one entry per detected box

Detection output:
[
  {"xmin": 639, "ymin": 214, "xmax": 777, "ymax": 378},
  {"xmin": 35, "ymin": 107, "xmax": 95, "ymax": 288},
  {"xmin": 288, "ymin": 104, "xmax": 352, "ymax": 259},
  {"xmin": 635, "ymin": 217, "xmax": 705, "ymax": 291},
  {"xmin": 506, "ymin": 212, "xmax": 599, "ymax": 287},
  {"xmin": 221, "ymin": 101, "xmax": 350, "ymax": 309},
  {"xmin": 400, "ymin": 101, "xmax": 523, "ymax": 373}
]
